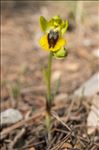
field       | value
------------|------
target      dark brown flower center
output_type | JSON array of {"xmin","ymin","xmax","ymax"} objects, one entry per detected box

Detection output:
[{"xmin": 48, "ymin": 30, "xmax": 59, "ymax": 48}]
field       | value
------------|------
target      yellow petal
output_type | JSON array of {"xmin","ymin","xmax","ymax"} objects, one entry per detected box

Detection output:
[
  {"xmin": 39, "ymin": 34, "xmax": 66, "ymax": 51},
  {"xmin": 39, "ymin": 35, "xmax": 49, "ymax": 51}
]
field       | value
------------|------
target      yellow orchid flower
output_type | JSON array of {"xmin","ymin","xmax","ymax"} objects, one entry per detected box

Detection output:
[{"xmin": 39, "ymin": 31, "xmax": 66, "ymax": 52}]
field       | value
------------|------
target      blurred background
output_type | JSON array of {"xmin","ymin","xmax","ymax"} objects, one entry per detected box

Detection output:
[{"xmin": 1, "ymin": 1, "xmax": 99, "ymax": 111}]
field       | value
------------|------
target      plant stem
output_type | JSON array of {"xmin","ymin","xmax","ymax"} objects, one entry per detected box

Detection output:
[
  {"xmin": 47, "ymin": 51, "xmax": 53, "ymax": 104},
  {"xmin": 46, "ymin": 51, "xmax": 53, "ymax": 140}
]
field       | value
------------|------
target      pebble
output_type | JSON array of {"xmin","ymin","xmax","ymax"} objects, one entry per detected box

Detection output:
[
  {"xmin": 92, "ymin": 48, "xmax": 99, "ymax": 58},
  {"xmin": 0, "ymin": 108, "xmax": 23, "ymax": 126}
]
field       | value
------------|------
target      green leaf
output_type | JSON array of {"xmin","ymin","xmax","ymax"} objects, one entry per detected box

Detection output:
[
  {"xmin": 40, "ymin": 16, "xmax": 48, "ymax": 32},
  {"xmin": 53, "ymin": 47, "xmax": 68, "ymax": 59}
]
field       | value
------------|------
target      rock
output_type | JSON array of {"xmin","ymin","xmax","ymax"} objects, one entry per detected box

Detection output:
[
  {"xmin": 92, "ymin": 48, "xmax": 99, "ymax": 58},
  {"xmin": 0, "ymin": 108, "xmax": 23, "ymax": 126},
  {"xmin": 74, "ymin": 72, "xmax": 99, "ymax": 97}
]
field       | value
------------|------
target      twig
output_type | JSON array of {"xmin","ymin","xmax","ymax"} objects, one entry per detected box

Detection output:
[
  {"xmin": 9, "ymin": 128, "xmax": 26, "ymax": 149},
  {"xmin": 51, "ymin": 128, "xmax": 69, "ymax": 135},
  {"xmin": 51, "ymin": 111, "xmax": 71, "ymax": 131},
  {"xmin": 50, "ymin": 133, "xmax": 71, "ymax": 150}
]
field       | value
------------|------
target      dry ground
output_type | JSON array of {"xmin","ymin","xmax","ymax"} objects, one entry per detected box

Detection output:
[{"xmin": 1, "ymin": 1, "xmax": 99, "ymax": 150}]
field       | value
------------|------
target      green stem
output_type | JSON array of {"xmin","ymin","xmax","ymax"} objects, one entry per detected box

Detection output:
[
  {"xmin": 46, "ymin": 51, "xmax": 53, "ymax": 140},
  {"xmin": 47, "ymin": 51, "xmax": 53, "ymax": 104}
]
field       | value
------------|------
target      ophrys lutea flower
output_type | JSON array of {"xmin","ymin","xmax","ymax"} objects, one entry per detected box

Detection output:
[
  {"xmin": 39, "ymin": 30, "xmax": 66, "ymax": 52},
  {"xmin": 39, "ymin": 16, "xmax": 68, "ymax": 58}
]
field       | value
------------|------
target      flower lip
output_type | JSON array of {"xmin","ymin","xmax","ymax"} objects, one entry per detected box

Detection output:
[
  {"xmin": 39, "ymin": 34, "xmax": 66, "ymax": 52},
  {"xmin": 48, "ymin": 30, "xmax": 59, "ymax": 48}
]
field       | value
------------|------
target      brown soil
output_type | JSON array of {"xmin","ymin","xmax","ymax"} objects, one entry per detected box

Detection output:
[{"xmin": 1, "ymin": 1, "xmax": 99, "ymax": 150}]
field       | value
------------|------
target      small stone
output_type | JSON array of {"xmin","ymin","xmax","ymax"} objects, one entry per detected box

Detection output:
[
  {"xmin": 92, "ymin": 48, "xmax": 99, "ymax": 58},
  {"xmin": 0, "ymin": 108, "xmax": 23, "ymax": 126},
  {"xmin": 74, "ymin": 72, "xmax": 99, "ymax": 97}
]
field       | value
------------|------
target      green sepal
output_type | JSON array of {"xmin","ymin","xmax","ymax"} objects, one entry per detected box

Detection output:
[
  {"xmin": 40, "ymin": 16, "xmax": 48, "ymax": 32},
  {"xmin": 53, "ymin": 47, "xmax": 68, "ymax": 59},
  {"xmin": 40, "ymin": 16, "xmax": 68, "ymax": 35},
  {"xmin": 47, "ymin": 16, "xmax": 61, "ymax": 31},
  {"xmin": 52, "ymin": 15, "xmax": 60, "ymax": 20},
  {"xmin": 52, "ymin": 15, "xmax": 62, "ymax": 26},
  {"xmin": 60, "ymin": 20, "xmax": 68, "ymax": 35}
]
